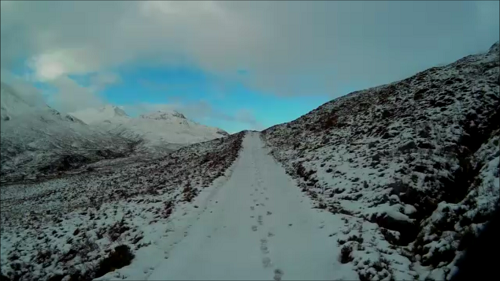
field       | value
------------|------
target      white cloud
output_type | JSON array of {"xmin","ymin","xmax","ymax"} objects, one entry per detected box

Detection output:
[
  {"xmin": 28, "ymin": 48, "xmax": 102, "ymax": 81},
  {"xmin": 90, "ymin": 72, "xmax": 122, "ymax": 92},
  {"xmin": 47, "ymin": 76, "xmax": 105, "ymax": 113},
  {"xmin": 1, "ymin": 1, "xmax": 498, "ymax": 98},
  {"xmin": 0, "ymin": 69, "xmax": 46, "ymax": 107}
]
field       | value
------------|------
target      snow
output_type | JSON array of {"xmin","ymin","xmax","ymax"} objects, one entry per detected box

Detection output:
[
  {"xmin": 1, "ymin": 82, "xmax": 229, "ymax": 184},
  {"xmin": 262, "ymin": 42, "xmax": 499, "ymax": 279},
  {"xmin": 101, "ymin": 133, "xmax": 358, "ymax": 280},
  {"xmin": 0, "ymin": 84, "xmax": 147, "ymax": 184},
  {"xmin": 71, "ymin": 106, "xmax": 228, "ymax": 150},
  {"xmin": 2, "ymin": 42, "xmax": 498, "ymax": 281},
  {"xmin": 0, "ymin": 132, "xmax": 244, "ymax": 281},
  {"xmin": 70, "ymin": 105, "xmax": 129, "ymax": 124}
]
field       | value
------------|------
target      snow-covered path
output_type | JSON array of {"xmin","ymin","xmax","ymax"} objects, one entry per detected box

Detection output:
[{"xmin": 147, "ymin": 133, "xmax": 356, "ymax": 280}]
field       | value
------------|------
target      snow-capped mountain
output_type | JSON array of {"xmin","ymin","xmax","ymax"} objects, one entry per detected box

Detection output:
[
  {"xmin": 0, "ymin": 79, "xmax": 228, "ymax": 184},
  {"xmin": 71, "ymin": 106, "xmax": 229, "ymax": 149},
  {"xmin": 262, "ymin": 42, "xmax": 499, "ymax": 280},
  {"xmin": 69, "ymin": 105, "xmax": 129, "ymax": 124},
  {"xmin": 0, "ymin": 84, "xmax": 143, "ymax": 183},
  {"xmin": 140, "ymin": 110, "xmax": 187, "ymax": 121}
]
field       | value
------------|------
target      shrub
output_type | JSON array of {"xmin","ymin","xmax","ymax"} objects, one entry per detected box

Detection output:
[
  {"xmin": 94, "ymin": 245, "xmax": 134, "ymax": 278},
  {"xmin": 339, "ymin": 245, "xmax": 354, "ymax": 264}
]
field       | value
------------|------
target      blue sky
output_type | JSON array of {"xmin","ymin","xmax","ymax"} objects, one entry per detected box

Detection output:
[
  {"xmin": 1, "ymin": 1, "xmax": 498, "ymax": 133},
  {"xmin": 99, "ymin": 66, "xmax": 333, "ymax": 132},
  {"xmin": 101, "ymin": 65, "xmax": 336, "ymax": 132}
]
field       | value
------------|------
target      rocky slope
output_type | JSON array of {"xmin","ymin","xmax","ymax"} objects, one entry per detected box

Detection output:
[
  {"xmin": 0, "ymin": 131, "xmax": 245, "ymax": 281},
  {"xmin": 262, "ymin": 42, "xmax": 499, "ymax": 280}
]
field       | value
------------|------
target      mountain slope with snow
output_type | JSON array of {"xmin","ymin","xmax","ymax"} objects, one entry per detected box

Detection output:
[
  {"xmin": 1, "ymin": 83, "xmax": 228, "ymax": 184},
  {"xmin": 71, "ymin": 107, "xmax": 229, "ymax": 150},
  {"xmin": 262, "ymin": 42, "xmax": 499, "ymax": 280},
  {"xmin": 0, "ymin": 84, "xmax": 144, "ymax": 184},
  {"xmin": 70, "ymin": 105, "xmax": 129, "ymax": 124},
  {"xmin": 1, "ymin": 131, "xmax": 245, "ymax": 281}
]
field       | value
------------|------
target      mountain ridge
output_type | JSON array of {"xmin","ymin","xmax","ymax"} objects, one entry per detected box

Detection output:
[{"xmin": 71, "ymin": 105, "xmax": 228, "ymax": 148}]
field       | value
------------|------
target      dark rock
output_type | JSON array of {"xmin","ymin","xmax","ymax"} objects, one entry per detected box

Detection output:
[
  {"xmin": 47, "ymin": 275, "xmax": 65, "ymax": 281},
  {"xmin": 417, "ymin": 142, "xmax": 435, "ymax": 149},
  {"xmin": 373, "ymin": 212, "xmax": 418, "ymax": 245},
  {"xmin": 382, "ymin": 132, "xmax": 395, "ymax": 139},
  {"xmin": 413, "ymin": 88, "xmax": 428, "ymax": 100},
  {"xmin": 414, "ymin": 165, "xmax": 428, "ymax": 173},
  {"xmin": 381, "ymin": 109, "xmax": 393, "ymax": 119},
  {"xmin": 380, "ymin": 228, "xmax": 400, "ymax": 245},
  {"xmin": 398, "ymin": 141, "xmax": 417, "ymax": 152}
]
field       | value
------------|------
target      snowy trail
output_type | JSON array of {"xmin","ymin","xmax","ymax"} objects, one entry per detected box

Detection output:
[{"xmin": 147, "ymin": 133, "xmax": 356, "ymax": 280}]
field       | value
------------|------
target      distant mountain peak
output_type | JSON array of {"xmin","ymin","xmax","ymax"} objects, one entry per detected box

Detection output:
[
  {"xmin": 71, "ymin": 105, "xmax": 129, "ymax": 124},
  {"xmin": 140, "ymin": 110, "xmax": 187, "ymax": 121},
  {"xmin": 99, "ymin": 105, "xmax": 129, "ymax": 117}
]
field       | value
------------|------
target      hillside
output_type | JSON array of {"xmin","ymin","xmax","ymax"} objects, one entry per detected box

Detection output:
[
  {"xmin": 1, "ymin": 82, "xmax": 229, "ymax": 184},
  {"xmin": 0, "ymin": 83, "xmax": 143, "ymax": 184},
  {"xmin": 262, "ymin": 42, "xmax": 499, "ymax": 280},
  {"xmin": 0, "ymin": 132, "xmax": 245, "ymax": 281}
]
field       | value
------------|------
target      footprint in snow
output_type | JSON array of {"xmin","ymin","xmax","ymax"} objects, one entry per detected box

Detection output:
[
  {"xmin": 250, "ymin": 206, "xmax": 255, "ymax": 211},
  {"xmin": 258, "ymin": 215, "xmax": 263, "ymax": 225},
  {"xmin": 252, "ymin": 225, "xmax": 258, "ymax": 231},
  {"xmin": 268, "ymin": 232, "xmax": 275, "ymax": 237},
  {"xmin": 262, "ymin": 257, "xmax": 272, "ymax": 268},
  {"xmin": 260, "ymin": 238, "xmax": 269, "ymax": 254},
  {"xmin": 267, "ymin": 211, "xmax": 272, "ymax": 216},
  {"xmin": 274, "ymin": 269, "xmax": 284, "ymax": 281}
]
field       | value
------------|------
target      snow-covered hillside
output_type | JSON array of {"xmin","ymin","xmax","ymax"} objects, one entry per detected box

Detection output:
[
  {"xmin": 0, "ymin": 131, "xmax": 245, "ymax": 281},
  {"xmin": 0, "ymin": 83, "xmax": 143, "ymax": 184},
  {"xmin": 1, "ymin": 82, "xmax": 228, "ymax": 184},
  {"xmin": 262, "ymin": 42, "xmax": 499, "ymax": 280},
  {"xmin": 71, "ymin": 106, "xmax": 229, "ymax": 151}
]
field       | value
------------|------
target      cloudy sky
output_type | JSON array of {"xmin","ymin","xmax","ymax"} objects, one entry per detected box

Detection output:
[{"xmin": 1, "ymin": 1, "xmax": 498, "ymax": 132}]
